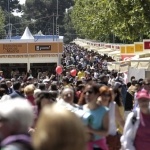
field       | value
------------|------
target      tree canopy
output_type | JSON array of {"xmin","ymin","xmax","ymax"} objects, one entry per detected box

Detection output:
[
  {"xmin": 23, "ymin": 0, "xmax": 74, "ymax": 35},
  {"xmin": 71, "ymin": 0, "xmax": 150, "ymax": 43}
]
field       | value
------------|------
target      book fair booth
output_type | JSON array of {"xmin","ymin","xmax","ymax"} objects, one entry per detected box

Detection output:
[
  {"xmin": 0, "ymin": 27, "xmax": 63, "ymax": 78},
  {"xmin": 74, "ymin": 38, "xmax": 150, "ymax": 81}
]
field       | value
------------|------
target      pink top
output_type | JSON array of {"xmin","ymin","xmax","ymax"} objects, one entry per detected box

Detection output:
[{"xmin": 134, "ymin": 112, "xmax": 150, "ymax": 150}]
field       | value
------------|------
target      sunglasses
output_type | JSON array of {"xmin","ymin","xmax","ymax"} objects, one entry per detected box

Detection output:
[
  {"xmin": 84, "ymin": 90, "xmax": 93, "ymax": 95},
  {"xmin": 102, "ymin": 94, "xmax": 111, "ymax": 97}
]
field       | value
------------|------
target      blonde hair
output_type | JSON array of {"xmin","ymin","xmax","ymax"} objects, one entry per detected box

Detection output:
[
  {"xmin": 24, "ymin": 84, "xmax": 35, "ymax": 96},
  {"xmin": 32, "ymin": 104, "xmax": 87, "ymax": 150}
]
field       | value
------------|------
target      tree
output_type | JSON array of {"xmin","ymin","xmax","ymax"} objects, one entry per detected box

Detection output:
[
  {"xmin": 22, "ymin": 0, "xmax": 74, "ymax": 35},
  {"xmin": 0, "ymin": 7, "xmax": 5, "ymax": 39},
  {"xmin": 63, "ymin": 7, "xmax": 77, "ymax": 43},
  {"xmin": 71, "ymin": 0, "xmax": 150, "ymax": 43},
  {"xmin": 0, "ymin": 0, "xmax": 21, "ymax": 12}
]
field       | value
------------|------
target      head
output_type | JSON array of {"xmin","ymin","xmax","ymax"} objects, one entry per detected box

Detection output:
[
  {"xmin": 143, "ymin": 78, "xmax": 150, "ymax": 91},
  {"xmin": 131, "ymin": 76, "xmax": 135, "ymax": 82},
  {"xmin": 24, "ymin": 84, "xmax": 35, "ymax": 96},
  {"xmin": 0, "ymin": 98, "xmax": 34, "ymax": 141},
  {"xmin": 83, "ymin": 81, "xmax": 100, "ymax": 103},
  {"xmin": 35, "ymin": 91, "xmax": 56, "ymax": 113},
  {"xmin": 32, "ymin": 104, "xmax": 86, "ymax": 150},
  {"xmin": 6, "ymin": 81, "xmax": 12, "ymax": 88},
  {"xmin": 99, "ymin": 86, "xmax": 113, "ymax": 106},
  {"xmin": 136, "ymin": 90, "xmax": 150, "ymax": 112},
  {"xmin": 38, "ymin": 83, "xmax": 46, "ymax": 91},
  {"xmin": 114, "ymin": 82, "xmax": 122, "ymax": 92},
  {"xmin": 13, "ymin": 81, "xmax": 21, "ymax": 91},
  {"xmin": 62, "ymin": 76, "xmax": 70, "ymax": 86},
  {"xmin": 61, "ymin": 88, "xmax": 74, "ymax": 105}
]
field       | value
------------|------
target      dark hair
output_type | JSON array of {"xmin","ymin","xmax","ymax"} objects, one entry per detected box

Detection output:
[
  {"xmin": 38, "ymin": 83, "xmax": 46, "ymax": 91},
  {"xmin": 113, "ymin": 88, "xmax": 123, "ymax": 107},
  {"xmin": 50, "ymin": 82, "xmax": 58, "ymax": 91},
  {"xmin": 85, "ymin": 81, "xmax": 100, "ymax": 94},
  {"xmin": 0, "ymin": 83, "xmax": 9, "ymax": 94},
  {"xmin": 13, "ymin": 81, "xmax": 21, "ymax": 90},
  {"xmin": 35, "ymin": 91, "xmax": 56, "ymax": 113},
  {"xmin": 131, "ymin": 76, "xmax": 135, "ymax": 81},
  {"xmin": 127, "ymin": 82, "xmax": 131, "ymax": 88}
]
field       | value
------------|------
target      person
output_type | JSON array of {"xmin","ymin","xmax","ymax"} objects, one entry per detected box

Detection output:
[
  {"xmin": 82, "ymin": 81, "xmax": 109, "ymax": 150},
  {"xmin": 9, "ymin": 81, "xmax": 25, "ymax": 99},
  {"xmin": 32, "ymin": 104, "xmax": 87, "ymax": 150},
  {"xmin": 35, "ymin": 91, "xmax": 56, "ymax": 115},
  {"xmin": 0, "ymin": 98, "xmax": 34, "ymax": 150},
  {"xmin": 121, "ymin": 90, "xmax": 150, "ymax": 150},
  {"xmin": 24, "ymin": 84, "xmax": 35, "ymax": 105},
  {"xmin": 98, "ymin": 86, "xmax": 124, "ymax": 150}
]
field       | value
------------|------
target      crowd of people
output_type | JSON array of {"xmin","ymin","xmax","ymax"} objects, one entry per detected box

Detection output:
[{"xmin": 0, "ymin": 43, "xmax": 149, "ymax": 150}]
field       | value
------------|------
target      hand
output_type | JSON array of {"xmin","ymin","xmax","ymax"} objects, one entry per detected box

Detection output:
[
  {"xmin": 28, "ymin": 128, "xmax": 35, "ymax": 134},
  {"xmin": 87, "ymin": 126, "xmax": 94, "ymax": 134}
]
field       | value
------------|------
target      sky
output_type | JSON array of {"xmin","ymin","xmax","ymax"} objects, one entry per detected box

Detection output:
[
  {"xmin": 13, "ymin": 0, "xmax": 26, "ymax": 16},
  {"xmin": 19, "ymin": 0, "xmax": 26, "ymax": 4}
]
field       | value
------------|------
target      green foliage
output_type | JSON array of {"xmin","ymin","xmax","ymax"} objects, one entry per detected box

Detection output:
[
  {"xmin": 0, "ymin": 0, "xmax": 21, "ymax": 12},
  {"xmin": 72, "ymin": 0, "xmax": 150, "ymax": 43},
  {"xmin": 63, "ymin": 8, "xmax": 77, "ymax": 43},
  {"xmin": 23, "ymin": 0, "xmax": 74, "ymax": 35},
  {"xmin": 0, "ymin": 7, "xmax": 5, "ymax": 39}
]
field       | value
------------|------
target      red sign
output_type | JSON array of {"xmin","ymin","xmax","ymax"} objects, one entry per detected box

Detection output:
[
  {"xmin": 144, "ymin": 41, "xmax": 150, "ymax": 50},
  {"xmin": 121, "ymin": 55, "xmax": 134, "ymax": 61}
]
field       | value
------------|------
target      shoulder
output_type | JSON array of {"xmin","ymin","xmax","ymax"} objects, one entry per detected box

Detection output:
[{"xmin": 2, "ymin": 143, "xmax": 30, "ymax": 150}]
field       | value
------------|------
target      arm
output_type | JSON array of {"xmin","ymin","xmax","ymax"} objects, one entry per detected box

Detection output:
[
  {"xmin": 121, "ymin": 112, "xmax": 136, "ymax": 150},
  {"xmin": 115, "ymin": 105, "xmax": 125, "ymax": 129},
  {"xmin": 88, "ymin": 112, "xmax": 109, "ymax": 137}
]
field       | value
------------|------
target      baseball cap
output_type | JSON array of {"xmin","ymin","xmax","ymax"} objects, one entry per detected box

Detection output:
[{"xmin": 136, "ymin": 90, "xmax": 150, "ymax": 100}]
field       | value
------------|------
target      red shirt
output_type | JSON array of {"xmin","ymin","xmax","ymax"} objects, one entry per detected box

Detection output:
[
  {"xmin": 134, "ymin": 112, "xmax": 150, "ymax": 150},
  {"xmin": 27, "ymin": 95, "xmax": 35, "ymax": 105}
]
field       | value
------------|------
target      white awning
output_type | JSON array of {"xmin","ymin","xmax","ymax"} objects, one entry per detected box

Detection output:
[
  {"xmin": 138, "ymin": 62, "xmax": 150, "ymax": 69},
  {"xmin": 131, "ymin": 62, "xmax": 139, "ymax": 68}
]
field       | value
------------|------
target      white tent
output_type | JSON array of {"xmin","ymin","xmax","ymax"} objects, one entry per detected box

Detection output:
[
  {"xmin": 21, "ymin": 27, "xmax": 34, "ymax": 39},
  {"xmin": 34, "ymin": 30, "xmax": 44, "ymax": 36}
]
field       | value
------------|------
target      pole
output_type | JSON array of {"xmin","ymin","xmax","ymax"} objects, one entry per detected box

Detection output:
[
  {"xmin": 56, "ymin": 0, "xmax": 60, "ymax": 65},
  {"xmin": 56, "ymin": 0, "xmax": 58, "ymax": 41},
  {"xmin": 53, "ymin": 13, "xmax": 55, "ymax": 41},
  {"xmin": 8, "ymin": 0, "xmax": 11, "ymax": 40}
]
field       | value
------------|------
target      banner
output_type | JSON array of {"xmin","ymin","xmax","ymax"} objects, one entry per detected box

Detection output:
[
  {"xmin": 120, "ymin": 46, "xmax": 125, "ymax": 53},
  {"xmin": 144, "ymin": 41, "xmax": 150, "ymax": 50},
  {"xmin": 126, "ymin": 45, "xmax": 134, "ymax": 53},
  {"xmin": 134, "ymin": 43, "xmax": 143, "ymax": 52}
]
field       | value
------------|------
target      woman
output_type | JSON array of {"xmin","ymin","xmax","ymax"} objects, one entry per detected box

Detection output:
[
  {"xmin": 35, "ymin": 91, "xmax": 56, "ymax": 115},
  {"xmin": 29, "ymin": 91, "xmax": 56, "ymax": 133},
  {"xmin": 32, "ymin": 104, "xmax": 87, "ymax": 150},
  {"xmin": 99, "ymin": 86, "xmax": 124, "ymax": 150},
  {"xmin": 24, "ymin": 84, "xmax": 35, "ymax": 105},
  {"xmin": 82, "ymin": 81, "xmax": 109, "ymax": 150},
  {"xmin": 113, "ymin": 88, "xmax": 125, "ymax": 134},
  {"xmin": 121, "ymin": 90, "xmax": 150, "ymax": 150}
]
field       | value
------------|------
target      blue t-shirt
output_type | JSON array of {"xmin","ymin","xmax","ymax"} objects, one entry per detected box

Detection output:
[{"xmin": 82, "ymin": 105, "xmax": 109, "ymax": 140}]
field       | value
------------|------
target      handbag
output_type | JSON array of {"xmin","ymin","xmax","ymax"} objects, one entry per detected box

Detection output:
[{"xmin": 106, "ymin": 133, "xmax": 121, "ymax": 150}]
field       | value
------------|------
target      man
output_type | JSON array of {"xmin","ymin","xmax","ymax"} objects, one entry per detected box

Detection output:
[
  {"xmin": 9, "ymin": 81, "xmax": 24, "ymax": 99},
  {"xmin": 0, "ymin": 98, "xmax": 34, "ymax": 150}
]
